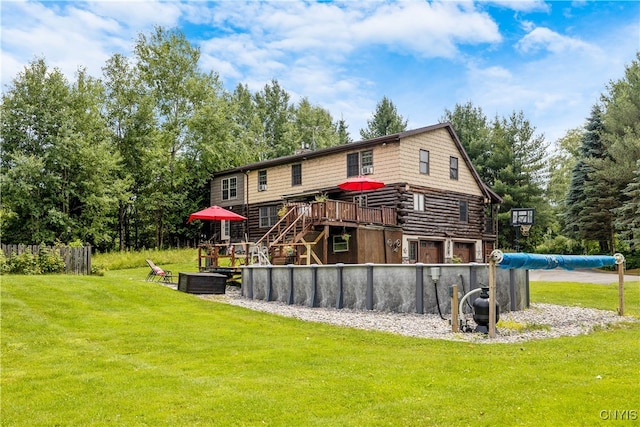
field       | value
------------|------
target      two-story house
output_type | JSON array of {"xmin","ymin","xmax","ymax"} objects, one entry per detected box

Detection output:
[{"xmin": 208, "ymin": 122, "xmax": 501, "ymax": 265}]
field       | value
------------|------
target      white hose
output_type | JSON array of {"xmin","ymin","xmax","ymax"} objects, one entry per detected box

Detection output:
[{"xmin": 458, "ymin": 287, "xmax": 483, "ymax": 328}]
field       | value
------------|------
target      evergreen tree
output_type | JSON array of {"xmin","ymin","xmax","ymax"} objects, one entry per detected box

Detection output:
[
  {"xmin": 440, "ymin": 102, "xmax": 492, "ymax": 184},
  {"xmin": 614, "ymin": 160, "xmax": 640, "ymax": 250},
  {"xmin": 359, "ymin": 96, "xmax": 408, "ymax": 140},
  {"xmin": 336, "ymin": 116, "xmax": 352, "ymax": 144},
  {"xmin": 490, "ymin": 112, "xmax": 550, "ymax": 251},
  {"xmin": 564, "ymin": 105, "xmax": 613, "ymax": 252},
  {"xmin": 546, "ymin": 128, "xmax": 582, "ymax": 234},
  {"xmin": 600, "ymin": 52, "xmax": 640, "ymax": 251}
]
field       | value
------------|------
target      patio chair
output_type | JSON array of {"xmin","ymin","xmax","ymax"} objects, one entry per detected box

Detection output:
[{"xmin": 145, "ymin": 259, "xmax": 173, "ymax": 283}]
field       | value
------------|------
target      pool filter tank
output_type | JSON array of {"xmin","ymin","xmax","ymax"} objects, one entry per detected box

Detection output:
[{"xmin": 472, "ymin": 287, "xmax": 500, "ymax": 333}]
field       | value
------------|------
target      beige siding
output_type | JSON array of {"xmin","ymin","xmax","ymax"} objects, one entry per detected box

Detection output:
[
  {"xmin": 398, "ymin": 129, "xmax": 483, "ymax": 196},
  {"xmin": 248, "ymin": 143, "xmax": 402, "ymax": 203},
  {"xmin": 210, "ymin": 174, "xmax": 244, "ymax": 207},
  {"xmin": 211, "ymin": 126, "xmax": 484, "ymax": 205}
]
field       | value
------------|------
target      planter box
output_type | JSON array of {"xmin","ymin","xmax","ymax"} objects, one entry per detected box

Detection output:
[{"xmin": 178, "ymin": 272, "xmax": 226, "ymax": 294}]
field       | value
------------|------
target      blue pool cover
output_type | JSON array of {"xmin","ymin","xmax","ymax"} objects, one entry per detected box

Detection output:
[{"xmin": 497, "ymin": 253, "xmax": 617, "ymax": 270}]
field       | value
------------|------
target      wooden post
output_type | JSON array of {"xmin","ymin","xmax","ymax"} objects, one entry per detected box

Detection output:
[
  {"xmin": 451, "ymin": 284, "xmax": 459, "ymax": 333},
  {"xmin": 488, "ymin": 259, "xmax": 496, "ymax": 338},
  {"xmin": 323, "ymin": 225, "xmax": 329, "ymax": 265},
  {"xmin": 618, "ymin": 261, "xmax": 625, "ymax": 316}
]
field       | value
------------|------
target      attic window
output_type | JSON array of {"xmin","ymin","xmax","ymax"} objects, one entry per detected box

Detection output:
[
  {"xmin": 420, "ymin": 149, "xmax": 429, "ymax": 175},
  {"xmin": 450, "ymin": 157, "xmax": 458, "ymax": 180}
]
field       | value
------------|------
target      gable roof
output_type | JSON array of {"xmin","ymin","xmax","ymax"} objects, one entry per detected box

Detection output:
[{"xmin": 214, "ymin": 122, "xmax": 502, "ymax": 203}]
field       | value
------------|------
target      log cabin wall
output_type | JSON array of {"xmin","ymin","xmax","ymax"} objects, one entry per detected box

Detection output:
[
  {"xmin": 206, "ymin": 123, "xmax": 500, "ymax": 262},
  {"xmin": 397, "ymin": 183, "xmax": 485, "ymax": 239}
]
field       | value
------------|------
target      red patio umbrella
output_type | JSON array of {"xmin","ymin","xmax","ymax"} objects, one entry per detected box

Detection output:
[
  {"xmin": 187, "ymin": 205, "xmax": 247, "ymax": 223},
  {"xmin": 338, "ymin": 175, "xmax": 385, "ymax": 192}
]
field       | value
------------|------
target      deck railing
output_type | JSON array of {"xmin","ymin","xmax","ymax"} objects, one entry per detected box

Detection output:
[{"xmin": 310, "ymin": 200, "xmax": 396, "ymax": 226}]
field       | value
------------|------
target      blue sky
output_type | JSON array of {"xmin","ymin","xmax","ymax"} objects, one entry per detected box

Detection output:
[{"xmin": 2, "ymin": 1, "xmax": 639, "ymax": 144}]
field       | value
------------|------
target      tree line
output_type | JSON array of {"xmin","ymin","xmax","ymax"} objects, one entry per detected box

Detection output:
[
  {"xmin": 445, "ymin": 52, "xmax": 639, "ymax": 258},
  {"xmin": 1, "ymin": 26, "xmax": 638, "ymax": 259}
]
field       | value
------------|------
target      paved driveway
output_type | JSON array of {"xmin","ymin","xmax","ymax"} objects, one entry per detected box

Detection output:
[{"xmin": 529, "ymin": 268, "xmax": 640, "ymax": 284}]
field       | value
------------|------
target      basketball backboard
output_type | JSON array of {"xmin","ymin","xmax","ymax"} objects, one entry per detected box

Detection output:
[{"xmin": 510, "ymin": 208, "xmax": 535, "ymax": 226}]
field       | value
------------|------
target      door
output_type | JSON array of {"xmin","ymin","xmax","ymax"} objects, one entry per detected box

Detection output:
[
  {"xmin": 419, "ymin": 240, "xmax": 443, "ymax": 264},
  {"xmin": 453, "ymin": 242, "xmax": 474, "ymax": 263}
]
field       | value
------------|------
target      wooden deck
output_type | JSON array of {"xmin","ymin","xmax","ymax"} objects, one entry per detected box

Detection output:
[{"xmin": 309, "ymin": 200, "xmax": 396, "ymax": 226}]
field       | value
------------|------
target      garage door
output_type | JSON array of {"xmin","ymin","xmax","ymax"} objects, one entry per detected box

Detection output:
[
  {"xmin": 453, "ymin": 242, "xmax": 474, "ymax": 263},
  {"xmin": 419, "ymin": 240, "xmax": 443, "ymax": 264}
]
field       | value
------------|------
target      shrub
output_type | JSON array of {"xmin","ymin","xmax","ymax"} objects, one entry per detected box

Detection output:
[
  {"xmin": 91, "ymin": 264, "xmax": 106, "ymax": 276},
  {"xmin": 0, "ymin": 250, "xmax": 9, "ymax": 274},
  {"xmin": 38, "ymin": 246, "xmax": 66, "ymax": 274},
  {"xmin": 623, "ymin": 253, "xmax": 640, "ymax": 270},
  {"xmin": 9, "ymin": 250, "xmax": 39, "ymax": 275}
]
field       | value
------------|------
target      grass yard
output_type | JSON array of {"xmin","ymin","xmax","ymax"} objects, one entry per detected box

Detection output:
[{"xmin": 2, "ymin": 265, "xmax": 639, "ymax": 426}]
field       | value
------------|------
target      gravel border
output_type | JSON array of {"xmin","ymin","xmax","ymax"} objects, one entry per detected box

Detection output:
[{"xmin": 190, "ymin": 286, "xmax": 636, "ymax": 344}]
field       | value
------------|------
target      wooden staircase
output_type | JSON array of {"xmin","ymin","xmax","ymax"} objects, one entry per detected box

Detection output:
[{"xmin": 254, "ymin": 203, "xmax": 325, "ymax": 265}]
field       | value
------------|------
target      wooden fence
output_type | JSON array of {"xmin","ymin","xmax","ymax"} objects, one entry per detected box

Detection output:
[{"xmin": 1, "ymin": 244, "xmax": 92, "ymax": 275}]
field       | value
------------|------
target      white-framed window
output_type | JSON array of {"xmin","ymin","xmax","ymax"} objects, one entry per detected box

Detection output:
[
  {"xmin": 220, "ymin": 220, "xmax": 230, "ymax": 240},
  {"xmin": 333, "ymin": 235, "xmax": 349, "ymax": 252},
  {"xmin": 259, "ymin": 206, "xmax": 279, "ymax": 228},
  {"xmin": 222, "ymin": 177, "xmax": 237, "ymax": 200},
  {"xmin": 346, "ymin": 150, "xmax": 373, "ymax": 177},
  {"xmin": 361, "ymin": 150, "xmax": 373, "ymax": 169},
  {"xmin": 413, "ymin": 193, "xmax": 425, "ymax": 211},
  {"xmin": 258, "ymin": 170, "xmax": 267, "ymax": 191}
]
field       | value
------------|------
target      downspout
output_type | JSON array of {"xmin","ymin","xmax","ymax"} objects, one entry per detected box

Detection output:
[{"xmin": 244, "ymin": 171, "xmax": 250, "ymax": 241}]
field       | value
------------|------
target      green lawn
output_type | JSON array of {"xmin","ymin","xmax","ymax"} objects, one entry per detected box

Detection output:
[{"xmin": 2, "ymin": 267, "xmax": 639, "ymax": 426}]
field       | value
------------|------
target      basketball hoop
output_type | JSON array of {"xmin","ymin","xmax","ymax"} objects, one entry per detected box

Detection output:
[{"xmin": 520, "ymin": 224, "xmax": 531, "ymax": 236}]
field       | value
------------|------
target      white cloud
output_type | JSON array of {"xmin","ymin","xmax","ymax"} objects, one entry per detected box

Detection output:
[
  {"xmin": 351, "ymin": 1, "xmax": 502, "ymax": 57},
  {"xmin": 482, "ymin": 0, "xmax": 550, "ymax": 13},
  {"xmin": 516, "ymin": 27, "xmax": 600, "ymax": 55},
  {"xmin": 2, "ymin": 0, "xmax": 637, "ymax": 146}
]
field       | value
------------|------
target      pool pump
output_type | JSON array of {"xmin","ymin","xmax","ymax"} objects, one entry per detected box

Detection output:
[{"xmin": 472, "ymin": 287, "xmax": 500, "ymax": 334}]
